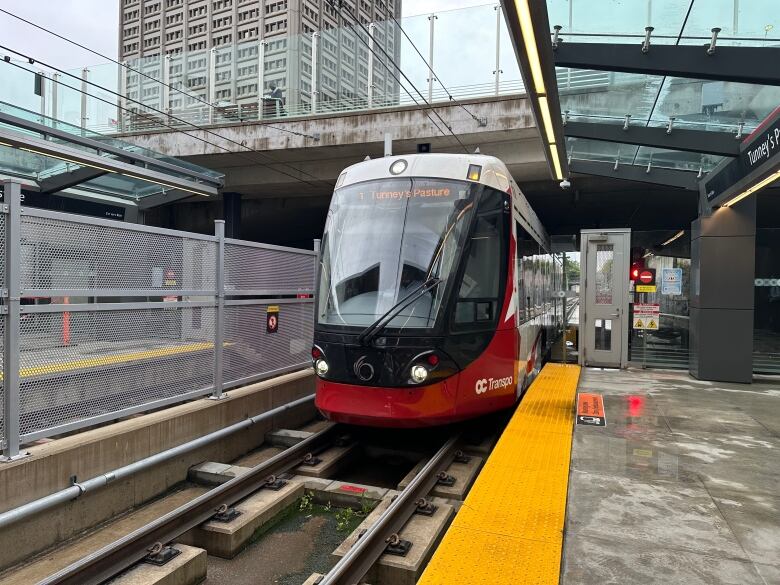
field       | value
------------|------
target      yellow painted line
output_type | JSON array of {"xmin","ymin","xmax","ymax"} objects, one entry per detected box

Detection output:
[
  {"xmin": 418, "ymin": 363, "xmax": 580, "ymax": 585},
  {"xmin": 0, "ymin": 342, "xmax": 226, "ymax": 380}
]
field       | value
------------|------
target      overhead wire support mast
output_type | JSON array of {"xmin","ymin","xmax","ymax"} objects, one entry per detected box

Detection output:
[
  {"xmin": 0, "ymin": 47, "xmax": 331, "ymax": 190},
  {"xmin": 327, "ymin": 0, "xmax": 470, "ymax": 154},
  {"xmin": 389, "ymin": 14, "xmax": 487, "ymax": 126},
  {"xmin": 0, "ymin": 7, "xmax": 315, "ymax": 142}
]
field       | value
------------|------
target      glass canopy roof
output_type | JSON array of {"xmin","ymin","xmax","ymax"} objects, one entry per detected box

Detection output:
[
  {"xmin": 0, "ymin": 98, "xmax": 222, "ymax": 202},
  {"xmin": 546, "ymin": 0, "xmax": 780, "ymax": 178}
]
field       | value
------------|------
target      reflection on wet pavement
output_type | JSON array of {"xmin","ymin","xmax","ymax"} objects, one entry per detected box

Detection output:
[{"xmin": 563, "ymin": 367, "xmax": 780, "ymax": 585}]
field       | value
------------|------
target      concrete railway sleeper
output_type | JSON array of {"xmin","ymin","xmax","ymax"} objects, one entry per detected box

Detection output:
[
  {"xmin": 36, "ymin": 423, "xmax": 344, "ymax": 585},
  {"xmin": 318, "ymin": 433, "xmax": 462, "ymax": 585}
]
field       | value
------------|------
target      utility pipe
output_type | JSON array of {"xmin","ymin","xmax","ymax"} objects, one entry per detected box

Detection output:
[{"xmin": 0, "ymin": 394, "xmax": 315, "ymax": 530}]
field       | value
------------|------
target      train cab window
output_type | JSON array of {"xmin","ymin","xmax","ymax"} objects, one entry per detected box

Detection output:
[{"xmin": 453, "ymin": 190, "xmax": 505, "ymax": 329}]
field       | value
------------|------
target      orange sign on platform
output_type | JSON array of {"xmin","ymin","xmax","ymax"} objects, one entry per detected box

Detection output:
[{"xmin": 577, "ymin": 393, "xmax": 606, "ymax": 427}]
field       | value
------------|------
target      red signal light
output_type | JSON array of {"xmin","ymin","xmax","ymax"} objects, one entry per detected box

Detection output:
[
  {"xmin": 311, "ymin": 346, "xmax": 323, "ymax": 359},
  {"xmin": 631, "ymin": 267, "xmax": 640, "ymax": 280},
  {"xmin": 426, "ymin": 354, "xmax": 439, "ymax": 366}
]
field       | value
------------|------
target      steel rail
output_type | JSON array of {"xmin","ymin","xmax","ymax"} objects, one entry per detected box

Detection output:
[
  {"xmin": 319, "ymin": 433, "xmax": 461, "ymax": 585},
  {"xmin": 37, "ymin": 423, "xmax": 343, "ymax": 585}
]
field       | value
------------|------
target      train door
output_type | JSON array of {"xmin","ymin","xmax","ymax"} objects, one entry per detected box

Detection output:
[{"xmin": 580, "ymin": 229, "xmax": 630, "ymax": 368}]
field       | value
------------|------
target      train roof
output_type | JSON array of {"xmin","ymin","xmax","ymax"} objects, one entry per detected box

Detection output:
[
  {"xmin": 338, "ymin": 153, "xmax": 512, "ymax": 193},
  {"xmin": 336, "ymin": 153, "xmax": 551, "ymax": 251}
]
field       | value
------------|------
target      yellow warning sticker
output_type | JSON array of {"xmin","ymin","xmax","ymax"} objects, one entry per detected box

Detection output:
[
  {"xmin": 646, "ymin": 319, "xmax": 659, "ymax": 330},
  {"xmin": 267, "ymin": 305, "xmax": 280, "ymax": 313},
  {"xmin": 636, "ymin": 285, "xmax": 657, "ymax": 293},
  {"xmin": 633, "ymin": 318, "xmax": 644, "ymax": 329}
]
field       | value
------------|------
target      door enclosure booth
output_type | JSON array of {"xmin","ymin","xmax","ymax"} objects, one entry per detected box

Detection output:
[{"xmin": 579, "ymin": 229, "xmax": 631, "ymax": 369}]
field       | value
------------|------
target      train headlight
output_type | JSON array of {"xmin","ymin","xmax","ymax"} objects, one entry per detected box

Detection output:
[
  {"xmin": 315, "ymin": 359, "xmax": 329, "ymax": 376},
  {"xmin": 411, "ymin": 365, "xmax": 428, "ymax": 383},
  {"xmin": 389, "ymin": 159, "xmax": 408, "ymax": 175}
]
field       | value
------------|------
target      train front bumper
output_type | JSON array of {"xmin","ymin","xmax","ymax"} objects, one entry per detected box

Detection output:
[{"xmin": 314, "ymin": 376, "xmax": 462, "ymax": 428}]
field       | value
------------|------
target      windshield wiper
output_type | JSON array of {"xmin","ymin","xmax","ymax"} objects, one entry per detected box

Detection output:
[{"xmin": 357, "ymin": 277, "xmax": 441, "ymax": 346}]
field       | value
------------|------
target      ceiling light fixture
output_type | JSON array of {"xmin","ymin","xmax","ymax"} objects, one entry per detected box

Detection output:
[
  {"xmin": 722, "ymin": 169, "xmax": 780, "ymax": 208},
  {"xmin": 661, "ymin": 230, "xmax": 685, "ymax": 247}
]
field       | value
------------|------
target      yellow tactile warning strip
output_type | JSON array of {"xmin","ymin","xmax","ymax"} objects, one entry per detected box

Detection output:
[
  {"xmin": 418, "ymin": 363, "xmax": 581, "ymax": 585},
  {"xmin": 0, "ymin": 341, "xmax": 220, "ymax": 381}
]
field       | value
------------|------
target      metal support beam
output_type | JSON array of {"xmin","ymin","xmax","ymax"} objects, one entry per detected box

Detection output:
[
  {"xmin": 208, "ymin": 48, "xmax": 216, "ymax": 124},
  {"xmin": 257, "ymin": 40, "xmax": 266, "ymax": 114},
  {"xmin": 311, "ymin": 32, "xmax": 320, "ymax": 114},
  {"xmin": 162, "ymin": 55, "xmax": 171, "ymax": 117},
  {"xmin": 2, "ymin": 181, "xmax": 24, "ymax": 460},
  {"xmin": 494, "ymin": 6, "xmax": 501, "ymax": 96},
  {"xmin": 569, "ymin": 159, "xmax": 700, "ymax": 190},
  {"xmin": 564, "ymin": 121, "xmax": 741, "ymax": 156},
  {"xmin": 367, "ymin": 24, "xmax": 376, "ymax": 108},
  {"xmin": 554, "ymin": 43, "xmax": 780, "ymax": 86},
  {"xmin": 427, "ymin": 14, "xmax": 437, "ymax": 102},
  {"xmin": 135, "ymin": 190, "xmax": 202, "ymax": 210},
  {"xmin": 211, "ymin": 220, "xmax": 226, "ymax": 400},
  {"xmin": 80, "ymin": 68, "xmax": 89, "ymax": 132},
  {"xmin": 38, "ymin": 167, "xmax": 109, "ymax": 194}
]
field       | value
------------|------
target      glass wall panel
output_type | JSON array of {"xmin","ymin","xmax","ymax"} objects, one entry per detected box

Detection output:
[
  {"xmin": 433, "ymin": 5, "xmax": 497, "ymax": 100},
  {"xmin": 629, "ymin": 231, "xmax": 691, "ymax": 369}
]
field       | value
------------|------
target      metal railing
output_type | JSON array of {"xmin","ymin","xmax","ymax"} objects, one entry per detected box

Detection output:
[{"xmin": 0, "ymin": 180, "xmax": 316, "ymax": 459}]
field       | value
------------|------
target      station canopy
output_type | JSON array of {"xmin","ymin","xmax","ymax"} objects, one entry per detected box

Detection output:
[
  {"xmin": 503, "ymin": 0, "xmax": 780, "ymax": 199},
  {"xmin": 0, "ymin": 99, "xmax": 222, "ymax": 210}
]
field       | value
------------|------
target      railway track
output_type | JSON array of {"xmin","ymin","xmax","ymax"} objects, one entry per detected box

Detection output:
[
  {"xmin": 37, "ymin": 424, "xmax": 344, "ymax": 585},
  {"xmin": 35, "ymin": 424, "xmax": 465, "ymax": 585}
]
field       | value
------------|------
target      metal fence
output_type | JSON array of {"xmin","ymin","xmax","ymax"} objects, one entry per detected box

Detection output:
[{"xmin": 0, "ymin": 181, "xmax": 316, "ymax": 459}]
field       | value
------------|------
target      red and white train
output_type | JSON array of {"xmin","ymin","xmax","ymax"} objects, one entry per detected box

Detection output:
[{"xmin": 313, "ymin": 153, "xmax": 562, "ymax": 427}]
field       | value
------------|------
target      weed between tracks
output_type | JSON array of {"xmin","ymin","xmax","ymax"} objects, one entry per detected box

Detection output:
[{"xmin": 203, "ymin": 491, "xmax": 378, "ymax": 585}]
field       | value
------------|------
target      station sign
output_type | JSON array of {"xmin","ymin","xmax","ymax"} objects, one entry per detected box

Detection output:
[
  {"xmin": 704, "ymin": 106, "xmax": 780, "ymax": 206},
  {"xmin": 633, "ymin": 303, "xmax": 660, "ymax": 330}
]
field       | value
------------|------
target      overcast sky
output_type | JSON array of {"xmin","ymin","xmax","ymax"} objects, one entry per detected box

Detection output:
[{"xmin": 0, "ymin": 0, "xmax": 492, "ymax": 70}]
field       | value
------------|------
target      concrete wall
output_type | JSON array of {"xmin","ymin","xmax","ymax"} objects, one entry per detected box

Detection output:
[{"xmin": 0, "ymin": 370, "xmax": 316, "ymax": 572}]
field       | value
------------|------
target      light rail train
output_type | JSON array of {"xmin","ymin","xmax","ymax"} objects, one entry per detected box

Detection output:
[{"xmin": 313, "ymin": 153, "xmax": 562, "ymax": 427}]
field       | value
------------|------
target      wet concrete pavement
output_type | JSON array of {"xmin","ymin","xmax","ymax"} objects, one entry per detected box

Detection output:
[{"xmin": 562, "ymin": 367, "xmax": 780, "ymax": 585}]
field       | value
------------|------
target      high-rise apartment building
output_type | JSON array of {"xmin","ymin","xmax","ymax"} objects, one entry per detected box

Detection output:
[{"xmin": 118, "ymin": 0, "xmax": 402, "ymax": 117}]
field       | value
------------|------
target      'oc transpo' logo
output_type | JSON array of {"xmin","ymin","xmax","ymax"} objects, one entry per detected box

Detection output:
[{"xmin": 475, "ymin": 376, "xmax": 514, "ymax": 395}]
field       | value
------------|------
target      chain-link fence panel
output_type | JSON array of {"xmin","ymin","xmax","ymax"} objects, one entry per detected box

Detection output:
[
  {"xmin": 224, "ymin": 241, "xmax": 315, "ymax": 294},
  {"xmin": 223, "ymin": 300, "xmax": 313, "ymax": 388},
  {"xmin": 18, "ymin": 305, "xmax": 216, "ymax": 440},
  {"xmin": 20, "ymin": 211, "xmax": 217, "ymax": 294}
]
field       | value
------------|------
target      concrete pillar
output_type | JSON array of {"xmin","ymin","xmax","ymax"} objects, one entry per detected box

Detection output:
[
  {"xmin": 689, "ymin": 196, "xmax": 756, "ymax": 383},
  {"xmin": 223, "ymin": 192, "xmax": 242, "ymax": 239}
]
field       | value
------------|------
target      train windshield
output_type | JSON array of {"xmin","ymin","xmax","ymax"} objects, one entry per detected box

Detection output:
[{"xmin": 317, "ymin": 177, "xmax": 477, "ymax": 329}]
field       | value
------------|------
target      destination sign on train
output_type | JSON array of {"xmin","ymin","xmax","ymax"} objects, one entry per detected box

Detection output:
[{"xmin": 358, "ymin": 187, "xmax": 452, "ymax": 200}]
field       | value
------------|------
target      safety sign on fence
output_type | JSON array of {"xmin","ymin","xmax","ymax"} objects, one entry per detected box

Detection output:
[{"xmin": 633, "ymin": 303, "xmax": 660, "ymax": 330}]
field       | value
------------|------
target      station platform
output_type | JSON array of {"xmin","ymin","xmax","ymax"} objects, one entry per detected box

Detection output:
[{"xmin": 419, "ymin": 364, "xmax": 780, "ymax": 585}]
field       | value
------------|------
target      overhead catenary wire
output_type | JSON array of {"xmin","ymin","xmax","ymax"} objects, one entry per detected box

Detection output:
[
  {"xmin": 0, "ymin": 7, "xmax": 317, "ymax": 142},
  {"xmin": 328, "ymin": 0, "xmax": 470, "ymax": 154},
  {"xmin": 0, "ymin": 47, "xmax": 332, "ymax": 191},
  {"xmin": 389, "ymin": 14, "xmax": 486, "ymax": 125}
]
